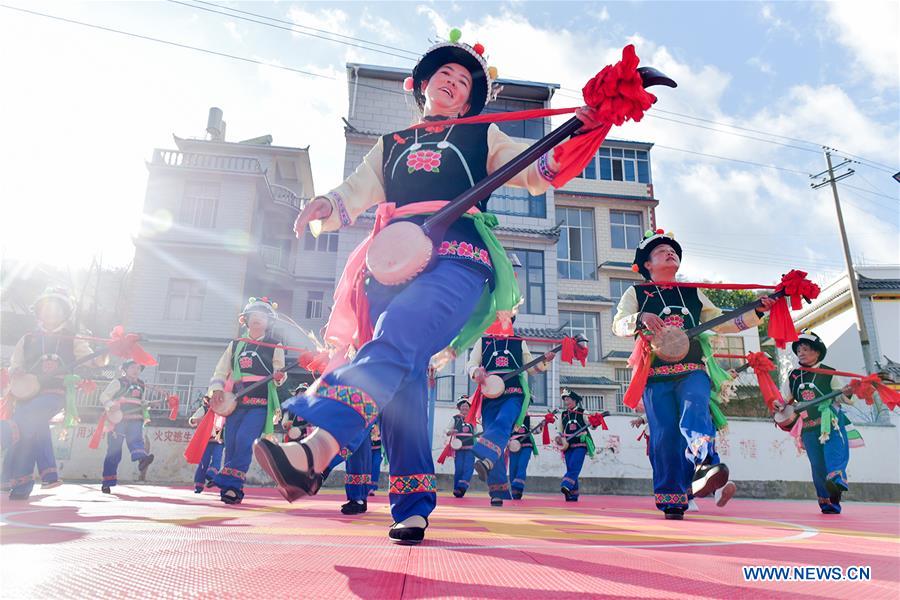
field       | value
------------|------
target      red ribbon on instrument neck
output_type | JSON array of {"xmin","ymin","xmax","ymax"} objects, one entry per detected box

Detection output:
[
  {"xmin": 716, "ymin": 352, "xmax": 783, "ymax": 413},
  {"xmin": 436, "ymin": 441, "xmax": 454, "ymax": 465},
  {"xmin": 464, "ymin": 385, "xmax": 484, "ymax": 427},
  {"xmin": 561, "ymin": 336, "xmax": 589, "ymax": 367},
  {"xmin": 87, "ymin": 413, "xmax": 108, "ymax": 450},
  {"xmin": 800, "ymin": 366, "xmax": 899, "ymax": 411},
  {"xmin": 541, "ymin": 411, "xmax": 556, "ymax": 445},
  {"xmin": 184, "ymin": 409, "xmax": 217, "ymax": 464},
  {"xmin": 108, "ymin": 326, "xmax": 157, "ymax": 366},
  {"xmin": 588, "ymin": 412, "xmax": 608, "ymax": 430},
  {"xmin": 167, "ymin": 395, "xmax": 180, "ymax": 421}
]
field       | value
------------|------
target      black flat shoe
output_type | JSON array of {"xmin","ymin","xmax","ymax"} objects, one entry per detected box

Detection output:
[
  {"xmin": 138, "ymin": 454, "xmax": 155, "ymax": 480},
  {"xmin": 490, "ymin": 498, "xmax": 503, "ymax": 507},
  {"xmin": 252, "ymin": 438, "xmax": 322, "ymax": 503},
  {"xmin": 205, "ymin": 476, "xmax": 217, "ymax": 489},
  {"xmin": 341, "ymin": 500, "xmax": 367, "ymax": 515},
  {"xmin": 388, "ymin": 517, "xmax": 428, "ymax": 545},
  {"xmin": 561, "ymin": 487, "xmax": 573, "ymax": 501},
  {"xmin": 221, "ymin": 488, "xmax": 244, "ymax": 505},
  {"xmin": 452, "ymin": 488, "xmax": 465, "ymax": 498},
  {"xmin": 691, "ymin": 463, "xmax": 729, "ymax": 498},
  {"xmin": 664, "ymin": 508, "xmax": 684, "ymax": 520},
  {"xmin": 511, "ymin": 492, "xmax": 523, "ymax": 500},
  {"xmin": 101, "ymin": 485, "xmax": 111, "ymax": 494},
  {"xmin": 474, "ymin": 458, "xmax": 493, "ymax": 482}
]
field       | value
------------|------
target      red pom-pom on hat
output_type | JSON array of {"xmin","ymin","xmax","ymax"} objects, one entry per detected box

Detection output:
[
  {"xmin": 631, "ymin": 264, "xmax": 640, "ymax": 272},
  {"xmin": 403, "ymin": 76, "xmax": 414, "ymax": 92},
  {"xmin": 473, "ymin": 43, "xmax": 484, "ymax": 55}
]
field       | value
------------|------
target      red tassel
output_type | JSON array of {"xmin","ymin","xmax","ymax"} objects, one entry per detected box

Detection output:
[
  {"xmin": 184, "ymin": 410, "xmax": 215, "ymax": 464},
  {"xmin": 436, "ymin": 442, "xmax": 453, "ymax": 465},
  {"xmin": 541, "ymin": 411, "xmax": 555, "ymax": 445},
  {"xmin": 766, "ymin": 296, "xmax": 796, "ymax": 349},
  {"xmin": 623, "ymin": 336, "xmax": 652, "ymax": 409},
  {"xmin": 107, "ymin": 326, "xmax": 158, "ymax": 366},
  {"xmin": 745, "ymin": 352, "xmax": 783, "ymax": 413},
  {"xmin": 88, "ymin": 413, "xmax": 108, "ymax": 450},
  {"xmin": 561, "ymin": 336, "xmax": 589, "ymax": 367},
  {"xmin": 465, "ymin": 385, "xmax": 484, "ymax": 426},
  {"xmin": 588, "ymin": 412, "xmax": 608, "ymax": 430},
  {"xmin": 874, "ymin": 382, "xmax": 900, "ymax": 411},
  {"xmin": 167, "ymin": 395, "xmax": 180, "ymax": 421}
]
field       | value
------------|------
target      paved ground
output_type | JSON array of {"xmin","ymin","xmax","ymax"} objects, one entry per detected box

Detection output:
[{"xmin": 1, "ymin": 484, "xmax": 897, "ymax": 599}]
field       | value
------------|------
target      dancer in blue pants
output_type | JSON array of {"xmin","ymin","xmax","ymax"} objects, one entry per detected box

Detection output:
[
  {"xmin": 189, "ymin": 396, "xmax": 224, "ymax": 493},
  {"xmin": 468, "ymin": 320, "xmax": 552, "ymax": 507},
  {"xmin": 444, "ymin": 396, "xmax": 476, "ymax": 497},
  {"xmin": 253, "ymin": 30, "xmax": 604, "ymax": 544},
  {"xmin": 508, "ymin": 414, "xmax": 540, "ymax": 499},
  {"xmin": 556, "ymin": 390, "xmax": 594, "ymax": 502},
  {"xmin": 776, "ymin": 331, "xmax": 854, "ymax": 514},
  {"xmin": 99, "ymin": 360, "xmax": 154, "ymax": 492},
  {"xmin": 613, "ymin": 230, "xmax": 774, "ymax": 519},
  {"xmin": 5, "ymin": 287, "xmax": 104, "ymax": 500},
  {"xmin": 369, "ymin": 421, "xmax": 382, "ymax": 496},
  {"xmin": 208, "ymin": 297, "xmax": 285, "ymax": 505}
]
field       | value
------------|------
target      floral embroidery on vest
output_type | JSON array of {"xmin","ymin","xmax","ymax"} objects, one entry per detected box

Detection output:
[{"xmin": 407, "ymin": 149, "xmax": 442, "ymax": 173}]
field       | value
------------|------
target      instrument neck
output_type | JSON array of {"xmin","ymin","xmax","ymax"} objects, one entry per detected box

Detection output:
[
  {"xmin": 501, "ymin": 342, "xmax": 565, "ymax": 382},
  {"xmin": 685, "ymin": 290, "xmax": 784, "ymax": 338}
]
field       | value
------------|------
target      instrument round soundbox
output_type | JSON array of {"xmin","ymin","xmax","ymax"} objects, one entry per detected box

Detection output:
[
  {"xmin": 106, "ymin": 406, "xmax": 124, "ymax": 425},
  {"xmin": 211, "ymin": 392, "xmax": 238, "ymax": 417},
  {"xmin": 287, "ymin": 426, "xmax": 303, "ymax": 440},
  {"xmin": 773, "ymin": 404, "xmax": 797, "ymax": 431},
  {"xmin": 450, "ymin": 437, "xmax": 463, "ymax": 450},
  {"xmin": 9, "ymin": 373, "xmax": 40, "ymax": 401},
  {"xmin": 365, "ymin": 221, "xmax": 434, "ymax": 286},
  {"xmin": 480, "ymin": 375, "xmax": 505, "ymax": 399},
  {"xmin": 508, "ymin": 439, "xmax": 521, "ymax": 453},
  {"xmin": 650, "ymin": 326, "xmax": 691, "ymax": 363}
]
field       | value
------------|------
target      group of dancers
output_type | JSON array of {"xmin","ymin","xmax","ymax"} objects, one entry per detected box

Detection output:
[{"xmin": 3, "ymin": 31, "xmax": 892, "ymax": 545}]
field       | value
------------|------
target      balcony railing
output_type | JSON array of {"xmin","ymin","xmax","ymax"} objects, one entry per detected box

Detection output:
[
  {"xmin": 73, "ymin": 381, "xmax": 199, "ymax": 420},
  {"xmin": 260, "ymin": 245, "xmax": 291, "ymax": 271},
  {"xmin": 270, "ymin": 184, "xmax": 303, "ymax": 211},
  {"xmin": 153, "ymin": 149, "xmax": 263, "ymax": 174}
]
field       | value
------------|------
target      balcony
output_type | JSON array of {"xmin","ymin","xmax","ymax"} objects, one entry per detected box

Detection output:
[
  {"xmin": 270, "ymin": 184, "xmax": 303, "ymax": 211},
  {"xmin": 152, "ymin": 149, "xmax": 263, "ymax": 175},
  {"xmin": 260, "ymin": 244, "xmax": 291, "ymax": 272}
]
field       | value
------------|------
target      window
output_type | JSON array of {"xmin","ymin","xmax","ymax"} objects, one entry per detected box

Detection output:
[
  {"xmin": 615, "ymin": 368, "xmax": 633, "ymax": 413},
  {"xmin": 155, "ymin": 355, "xmax": 196, "ymax": 397},
  {"xmin": 489, "ymin": 186, "xmax": 546, "ymax": 218},
  {"xmin": 715, "ymin": 335, "xmax": 746, "ymax": 370},
  {"xmin": 559, "ymin": 311, "xmax": 600, "ymax": 362},
  {"xmin": 305, "ymin": 291, "xmax": 324, "ymax": 319},
  {"xmin": 509, "ymin": 249, "xmax": 545, "ymax": 315},
  {"xmin": 304, "ymin": 231, "xmax": 338, "ymax": 252},
  {"xmin": 483, "ymin": 97, "xmax": 546, "ymax": 139},
  {"xmin": 557, "ymin": 207, "xmax": 597, "ymax": 280},
  {"xmin": 596, "ymin": 147, "xmax": 651, "ymax": 183},
  {"xmin": 180, "ymin": 182, "xmax": 218, "ymax": 228},
  {"xmin": 529, "ymin": 370, "xmax": 548, "ymax": 406},
  {"xmin": 164, "ymin": 279, "xmax": 205, "ymax": 320},
  {"xmin": 610, "ymin": 278, "xmax": 635, "ymax": 322},
  {"xmin": 610, "ymin": 210, "xmax": 643, "ymax": 249}
]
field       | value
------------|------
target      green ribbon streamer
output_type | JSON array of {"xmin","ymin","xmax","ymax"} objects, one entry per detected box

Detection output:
[
  {"xmin": 819, "ymin": 402, "xmax": 835, "ymax": 443},
  {"xmin": 450, "ymin": 213, "xmax": 522, "ymax": 356},
  {"xmin": 698, "ymin": 332, "xmax": 731, "ymax": 431},
  {"xmin": 62, "ymin": 374, "xmax": 81, "ymax": 428}
]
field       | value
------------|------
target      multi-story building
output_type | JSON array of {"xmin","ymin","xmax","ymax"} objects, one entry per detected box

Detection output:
[{"xmin": 126, "ymin": 108, "xmax": 314, "ymax": 411}]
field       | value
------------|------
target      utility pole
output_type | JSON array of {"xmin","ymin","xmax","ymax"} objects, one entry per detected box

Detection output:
[{"xmin": 811, "ymin": 148, "xmax": 884, "ymax": 416}]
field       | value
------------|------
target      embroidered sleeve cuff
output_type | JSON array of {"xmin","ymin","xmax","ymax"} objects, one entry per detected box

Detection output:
[
  {"xmin": 537, "ymin": 152, "xmax": 558, "ymax": 183},
  {"xmin": 324, "ymin": 191, "xmax": 352, "ymax": 228}
]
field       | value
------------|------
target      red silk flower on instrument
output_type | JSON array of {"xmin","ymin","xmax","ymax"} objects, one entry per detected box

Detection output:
[
  {"xmin": 801, "ymin": 366, "xmax": 900, "ymax": 412},
  {"xmin": 588, "ymin": 412, "xmax": 609, "ymax": 431},
  {"xmin": 542, "ymin": 410, "xmax": 557, "ymax": 445},
  {"xmin": 107, "ymin": 326, "xmax": 157, "ymax": 366},
  {"xmin": 167, "ymin": 394, "xmax": 180, "ymax": 421}
]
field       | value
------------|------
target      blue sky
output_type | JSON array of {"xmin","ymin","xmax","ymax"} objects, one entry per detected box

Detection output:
[{"xmin": 1, "ymin": 1, "xmax": 897, "ymax": 285}]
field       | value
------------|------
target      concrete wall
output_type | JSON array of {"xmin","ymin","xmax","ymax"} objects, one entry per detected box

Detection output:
[{"xmin": 53, "ymin": 405, "xmax": 899, "ymax": 500}]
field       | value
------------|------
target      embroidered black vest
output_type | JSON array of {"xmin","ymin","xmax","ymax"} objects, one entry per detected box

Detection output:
[
  {"xmin": 634, "ymin": 284, "xmax": 705, "ymax": 380},
  {"xmin": 381, "ymin": 122, "xmax": 495, "ymax": 284},
  {"xmin": 510, "ymin": 415, "xmax": 533, "ymax": 449},
  {"xmin": 452, "ymin": 414, "xmax": 476, "ymax": 449},
  {"xmin": 561, "ymin": 409, "xmax": 588, "ymax": 449},
  {"xmin": 117, "ymin": 377, "xmax": 146, "ymax": 416},
  {"xmin": 789, "ymin": 365, "xmax": 836, "ymax": 427},
  {"xmin": 370, "ymin": 422, "xmax": 382, "ymax": 451},
  {"xmin": 232, "ymin": 337, "xmax": 278, "ymax": 398},
  {"xmin": 22, "ymin": 329, "xmax": 76, "ymax": 390}
]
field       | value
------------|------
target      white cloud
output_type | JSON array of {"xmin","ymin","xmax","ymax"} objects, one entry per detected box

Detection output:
[
  {"xmin": 286, "ymin": 6, "xmax": 352, "ymax": 38},
  {"xmin": 223, "ymin": 21, "xmax": 243, "ymax": 43},
  {"xmin": 824, "ymin": 0, "xmax": 899, "ymax": 89},
  {"xmin": 596, "ymin": 6, "xmax": 610, "ymax": 22},
  {"xmin": 358, "ymin": 7, "xmax": 401, "ymax": 43},
  {"xmin": 747, "ymin": 56, "xmax": 774, "ymax": 75}
]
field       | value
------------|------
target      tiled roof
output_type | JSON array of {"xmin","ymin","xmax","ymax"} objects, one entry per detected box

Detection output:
[
  {"xmin": 515, "ymin": 326, "xmax": 567, "ymax": 340},
  {"xmin": 858, "ymin": 276, "xmax": 900, "ymax": 291},
  {"xmin": 600, "ymin": 261, "xmax": 634, "ymax": 269},
  {"xmin": 602, "ymin": 350, "xmax": 632, "ymax": 360},
  {"xmin": 495, "ymin": 222, "xmax": 562, "ymax": 240},
  {"xmin": 560, "ymin": 375, "xmax": 619, "ymax": 386}
]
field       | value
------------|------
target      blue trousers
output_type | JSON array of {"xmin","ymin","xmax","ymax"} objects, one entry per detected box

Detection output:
[
  {"xmin": 453, "ymin": 448, "xmax": 474, "ymax": 491},
  {"xmin": 193, "ymin": 441, "xmax": 224, "ymax": 487},
  {"xmin": 283, "ymin": 260, "xmax": 486, "ymax": 523},
  {"xmin": 5, "ymin": 393, "xmax": 64, "ymax": 497},
  {"xmin": 345, "ymin": 433, "xmax": 373, "ymax": 502},
  {"xmin": 102, "ymin": 419, "xmax": 149, "ymax": 486},
  {"xmin": 2, "ymin": 422, "xmax": 58, "ymax": 489},
  {"xmin": 562, "ymin": 446, "xmax": 587, "ymax": 499},
  {"xmin": 801, "ymin": 418, "xmax": 850, "ymax": 512},
  {"xmin": 509, "ymin": 449, "xmax": 533, "ymax": 495},
  {"xmin": 214, "ymin": 406, "xmax": 267, "ymax": 492},
  {"xmin": 474, "ymin": 394, "xmax": 523, "ymax": 500},
  {"xmin": 370, "ymin": 448, "xmax": 382, "ymax": 491},
  {"xmin": 643, "ymin": 371, "xmax": 713, "ymax": 512}
]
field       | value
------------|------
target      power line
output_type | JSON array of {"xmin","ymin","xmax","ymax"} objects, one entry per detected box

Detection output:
[
  {"xmin": 165, "ymin": 0, "xmax": 416, "ymax": 61},
  {"xmin": 0, "ymin": 4, "xmax": 881, "ymax": 187}
]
